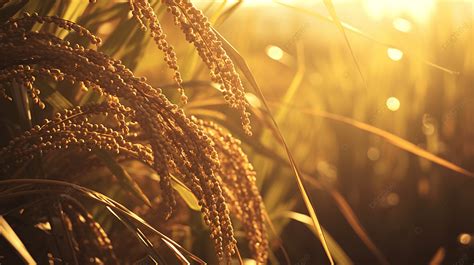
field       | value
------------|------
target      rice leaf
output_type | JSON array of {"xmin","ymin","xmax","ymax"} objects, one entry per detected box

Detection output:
[
  {"xmin": 40, "ymin": 81, "xmax": 74, "ymax": 110},
  {"xmin": 133, "ymin": 256, "xmax": 158, "ymax": 265},
  {"xmin": 275, "ymin": 42, "xmax": 305, "ymax": 123},
  {"xmin": 161, "ymin": 237, "xmax": 192, "ymax": 265},
  {"xmin": 214, "ymin": 0, "xmax": 243, "ymax": 26},
  {"xmin": 55, "ymin": 0, "xmax": 88, "ymax": 39},
  {"xmin": 263, "ymin": 212, "xmax": 292, "ymax": 265},
  {"xmin": 99, "ymin": 17, "xmax": 139, "ymax": 58},
  {"xmin": 187, "ymin": 109, "xmax": 227, "ymax": 121},
  {"xmin": 48, "ymin": 202, "xmax": 79, "ymax": 265},
  {"xmin": 322, "ymin": 0, "xmax": 367, "ymax": 92},
  {"xmin": 282, "ymin": 211, "xmax": 353, "ymax": 265},
  {"xmin": 302, "ymin": 177, "xmax": 390, "ymax": 265},
  {"xmin": 208, "ymin": 0, "xmax": 228, "ymax": 24},
  {"xmin": 95, "ymin": 150, "xmax": 152, "ymax": 207},
  {"xmin": 328, "ymin": 190, "xmax": 390, "ymax": 265},
  {"xmin": 171, "ymin": 181, "xmax": 201, "ymax": 211},
  {"xmin": 213, "ymin": 27, "xmax": 335, "ymax": 265},
  {"xmin": 0, "ymin": 215, "xmax": 37, "ymax": 265},
  {"xmin": 107, "ymin": 206, "xmax": 164, "ymax": 264},
  {"xmin": 149, "ymin": 173, "xmax": 200, "ymax": 211},
  {"xmin": 10, "ymin": 81, "xmax": 32, "ymax": 129},
  {"xmin": 0, "ymin": 0, "xmax": 28, "ymax": 23},
  {"xmin": 79, "ymin": 3, "xmax": 127, "ymax": 27},
  {"xmin": 0, "ymin": 179, "xmax": 206, "ymax": 265},
  {"xmin": 275, "ymin": 103, "xmax": 474, "ymax": 178},
  {"xmin": 170, "ymin": 175, "xmax": 201, "ymax": 211}
]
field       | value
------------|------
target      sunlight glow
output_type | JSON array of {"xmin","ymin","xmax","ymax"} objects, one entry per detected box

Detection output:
[
  {"xmin": 386, "ymin": 97, "xmax": 400, "ymax": 111},
  {"xmin": 364, "ymin": 0, "xmax": 436, "ymax": 24},
  {"xmin": 266, "ymin": 45, "xmax": 284, "ymax": 61},
  {"xmin": 393, "ymin": 18, "xmax": 413, "ymax": 32},
  {"xmin": 387, "ymin": 48, "xmax": 403, "ymax": 61},
  {"xmin": 229, "ymin": 0, "xmax": 297, "ymax": 7}
]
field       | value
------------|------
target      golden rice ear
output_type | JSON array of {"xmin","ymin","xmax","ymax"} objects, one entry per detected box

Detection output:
[
  {"xmin": 129, "ymin": 0, "xmax": 187, "ymax": 104},
  {"xmin": 130, "ymin": 0, "xmax": 252, "ymax": 135},
  {"xmin": 0, "ymin": 68, "xmax": 45, "ymax": 109},
  {"xmin": 12, "ymin": 12, "xmax": 102, "ymax": 45},
  {"xmin": 0, "ymin": 100, "xmax": 151, "ymax": 171},
  {"xmin": 196, "ymin": 118, "xmax": 268, "ymax": 263}
]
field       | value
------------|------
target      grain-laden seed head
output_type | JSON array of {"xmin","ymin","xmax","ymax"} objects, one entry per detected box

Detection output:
[
  {"xmin": 129, "ymin": 0, "xmax": 188, "ymax": 104},
  {"xmin": 196, "ymin": 118, "xmax": 269, "ymax": 263},
  {"xmin": 0, "ymin": 12, "xmax": 265, "ymax": 263},
  {"xmin": 130, "ymin": 0, "xmax": 252, "ymax": 135}
]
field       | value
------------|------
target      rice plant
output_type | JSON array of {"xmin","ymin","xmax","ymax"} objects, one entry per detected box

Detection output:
[
  {"xmin": 1, "ymin": 0, "xmax": 473, "ymax": 264},
  {"xmin": 0, "ymin": 1, "xmax": 264, "ymax": 264}
]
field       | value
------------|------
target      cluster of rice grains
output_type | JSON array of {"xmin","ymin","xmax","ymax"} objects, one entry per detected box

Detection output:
[
  {"xmin": 0, "ymin": 2, "xmax": 267, "ymax": 263},
  {"xmin": 130, "ymin": 0, "xmax": 252, "ymax": 135},
  {"xmin": 197, "ymin": 119, "xmax": 268, "ymax": 263}
]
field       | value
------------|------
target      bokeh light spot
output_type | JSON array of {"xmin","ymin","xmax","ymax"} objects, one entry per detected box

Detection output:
[
  {"xmin": 393, "ymin": 18, "xmax": 412, "ymax": 32},
  {"xmin": 245, "ymin": 92, "xmax": 262, "ymax": 109},
  {"xmin": 458, "ymin": 233, "xmax": 472, "ymax": 245},
  {"xmin": 387, "ymin": 48, "xmax": 404, "ymax": 61},
  {"xmin": 266, "ymin": 45, "xmax": 284, "ymax": 61},
  {"xmin": 386, "ymin": 192, "xmax": 400, "ymax": 206},
  {"xmin": 386, "ymin": 97, "xmax": 401, "ymax": 111}
]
